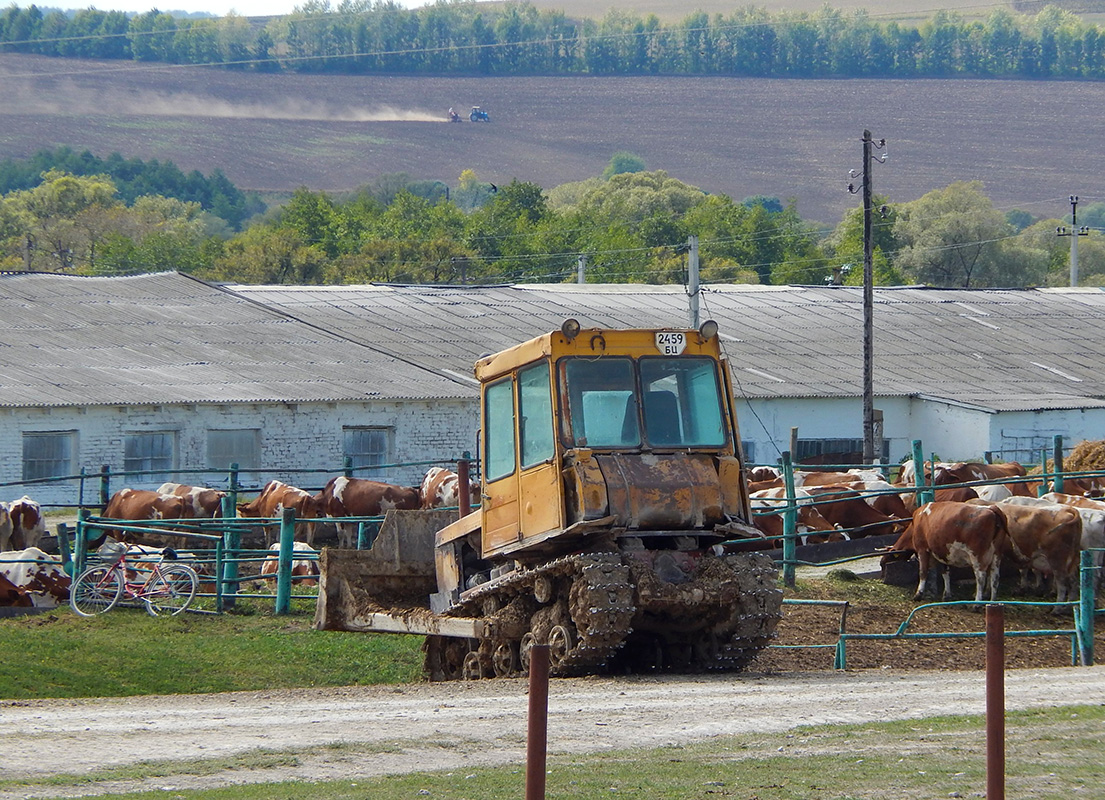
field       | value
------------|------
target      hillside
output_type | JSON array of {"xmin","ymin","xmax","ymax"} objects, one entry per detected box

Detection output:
[{"xmin": 3, "ymin": 52, "xmax": 1103, "ymax": 224}]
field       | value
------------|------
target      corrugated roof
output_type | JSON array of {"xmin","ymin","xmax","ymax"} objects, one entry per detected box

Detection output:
[
  {"xmin": 0, "ymin": 272, "xmax": 474, "ymax": 407},
  {"xmin": 231, "ymin": 282, "xmax": 1105, "ymax": 414}
]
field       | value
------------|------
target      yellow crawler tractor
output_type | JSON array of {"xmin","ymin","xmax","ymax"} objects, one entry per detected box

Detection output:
[{"xmin": 315, "ymin": 321, "xmax": 782, "ymax": 679}]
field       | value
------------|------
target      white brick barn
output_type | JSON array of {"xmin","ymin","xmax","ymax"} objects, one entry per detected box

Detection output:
[{"xmin": 0, "ymin": 272, "xmax": 476, "ymax": 506}]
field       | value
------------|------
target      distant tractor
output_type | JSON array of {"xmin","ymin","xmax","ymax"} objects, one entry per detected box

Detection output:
[{"xmin": 470, "ymin": 106, "xmax": 490, "ymax": 122}]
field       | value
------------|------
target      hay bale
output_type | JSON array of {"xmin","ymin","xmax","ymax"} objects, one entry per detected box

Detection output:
[{"xmin": 1066, "ymin": 440, "xmax": 1105, "ymax": 471}]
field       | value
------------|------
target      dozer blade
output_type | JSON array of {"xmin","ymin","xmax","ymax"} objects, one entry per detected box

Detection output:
[{"xmin": 314, "ymin": 508, "xmax": 455, "ymax": 631}]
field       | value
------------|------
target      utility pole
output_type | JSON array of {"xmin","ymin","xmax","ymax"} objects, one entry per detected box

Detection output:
[
  {"xmin": 848, "ymin": 130, "xmax": 887, "ymax": 465},
  {"xmin": 577, "ymin": 254, "xmax": 587, "ymax": 284},
  {"xmin": 1057, "ymin": 195, "xmax": 1089, "ymax": 288},
  {"xmin": 687, "ymin": 235, "xmax": 700, "ymax": 328}
]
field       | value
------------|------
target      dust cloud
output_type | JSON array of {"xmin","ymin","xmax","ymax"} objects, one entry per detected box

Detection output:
[{"xmin": 4, "ymin": 84, "xmax": 443, "ymax": 122}]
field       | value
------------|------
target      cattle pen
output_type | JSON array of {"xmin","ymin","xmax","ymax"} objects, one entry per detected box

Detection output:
[{"xmin": 3, "ymin": 441, "xmax": 1104, "ymax": 672}]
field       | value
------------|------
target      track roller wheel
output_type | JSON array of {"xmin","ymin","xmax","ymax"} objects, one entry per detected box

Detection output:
[
  {"xmin": 481, "ymin": 595, "xmax": 501, "ymax": 615},
  {"xmin": 463, "ymin": 651, "xmax": 484, "ymax": 680},
  {"xmin": 492, "ymin": 640, "xmax": 518, "ymax": 677},
  {"xmin": 547, "ymin": 624, "xmax": 575, "ymax": 668},
  {"xmin": 519, "ymin": 632, "xmax": 537, "ymax": 673},
  {"xmin": 533, "ymin": 574, "xmax": 554, "ymax": 604},
  {"xmin": 426, "ymin": 636, "xmax": 470, "ymax": 681}
]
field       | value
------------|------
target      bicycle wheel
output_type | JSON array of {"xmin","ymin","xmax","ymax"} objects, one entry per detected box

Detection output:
[
  {"xmin": 69, "ymin": 565, "xmax": 124, "ymax": 616},
  {"xmin": 144, "ymin": 564, "xmax": 198, "ymax": 616}
]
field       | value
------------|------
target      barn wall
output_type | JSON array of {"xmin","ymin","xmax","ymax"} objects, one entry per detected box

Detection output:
[
  {"xmin": 907, "ymin": 399, "xmax": 993, "ymax": 461},
  {"xmin": 987, "ymin": 407, "xmax": 1105, "ymax": 464},
  {"xmin": 0, "ymin": 399, "xmax": 476, "ymax": 507},
  {"xmin": 739, "ymin": 396, "xmax": 1003, "ymax": 468}
]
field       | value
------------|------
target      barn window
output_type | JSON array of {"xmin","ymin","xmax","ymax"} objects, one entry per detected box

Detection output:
[
  {"xmin": 124, "ymin": 432, "xmax": 175, "ymax": 482},
  {"xmin": 796, "ymin": 438, "xmax": 889, "ymax": 467},
  {"xmin": 343, "ymin": 427, "xmax": 391, "ymax": 476},
  {"xmin": 207, "ymin": 429, "xmax": 261, "ymax": 470},
  {"xmin": 22, "ymin": 431, "xmax": 77, "ymax": 481}
]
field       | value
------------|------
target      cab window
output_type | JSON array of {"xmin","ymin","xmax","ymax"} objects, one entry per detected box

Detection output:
[
  {"xmin": 484, "ymin": 377, "xmax": 516, "ymax": 481},
  {"xmin": 639, "ymin": 357, "xmax": 727, "ymax": 447},
  {"xmin": 560, "ymin": 357, "xmax": 639, "ymax": 447},
  {"xmin": 518, "ymin": 362, "xmax": 555, "ymax": 468}
]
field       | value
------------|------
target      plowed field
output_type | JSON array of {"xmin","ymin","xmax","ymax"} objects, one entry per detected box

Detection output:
[{"xmin": 3, "ymin": 52, "xmax": 1104, "ymax": 223}]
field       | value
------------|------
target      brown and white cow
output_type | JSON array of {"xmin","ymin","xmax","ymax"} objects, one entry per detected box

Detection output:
[
  {"xmin": 900, "ymin": 486, "xmax": 980, "ymax": 515},
  {"xmin": 1007, "ymin": 493, "xmax": 1105, "ymax": 596},
  {"xmin": 259, "ymin": 542, "xmax": 320, "ymax": 587},
  {"xmin": 9, "ymin": 496, "xmax": 47, "ymax": 551},
  {"xmin": 939, "ymin": 461, "xmax": 1036, "ymax": 497},
  {"xmin": 317, "ymin": 476, "xmax": 421, "ymax": 549},
  {"xmin": 888, "ymin": 501, "xmax": 1008, "ymax": 603},
  {"xmin": 802, "ymin": 485, "xmax": 905, "ymax": 539},
  {"xmin": 420, "ymin": 467, "xmax": 480, "ymax": 511},
  {"xmin": 102, "ymin": 488, "xmax": 190, "ymax": 548},
  {"xmin": 0, "ymin": 548, "xmax": 71, "ymax": 607},
  {"xmin": 993, "ymin": 499, "xmax": 1082, "ymax": 604},
  {"xmin": 237, "ymin": 480, "xmax": 320, "ymax": 546},
  {"xmin": 157, "ymin": 483, "xmax": 227, "ymax": 519},
  {"xmin": 750, "ymin": 487, "xmax": 840, "ymax": 545}
]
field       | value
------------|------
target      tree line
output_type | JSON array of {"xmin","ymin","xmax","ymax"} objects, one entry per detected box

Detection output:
[
  {"xmin": 3, "ymin": 153, "xmax": 1102, "ymax": 289},
  {"xmin": 0, "ymin": 147, "xmax": 264, "ymax": 230},
  {"xmin": 4, "ymin": 2, "xmax": 1105, "ymax": 79}
]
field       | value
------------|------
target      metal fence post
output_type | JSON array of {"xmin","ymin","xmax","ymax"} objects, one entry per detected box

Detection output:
[
  {"xmin": 214, "ymin": 537, "xmax": 225, "ymax": 614},
  {"xmin": 525, "ymin": 644, "xmax": 550, "ymax": 800},
  {"xmin": 986, "ymin": 604, "xmax": 1005, "ymax": 800},
  {"xmin": 275, "ymin": 508, "xmax": 295, "ymax": 614},
  {"xmin": 227, "ymin": 462, "xmax": 239, "ymax": 511},
  {"xmin": 74, "ymin": 508, "xmax": 91, "ymax": 575},
  {"xmin": 356, "ymin": 521, "xmax": 366, "ymax": 550},
  {"xmin": 56, "ymin": 523, "xmax": 73, "ymax": 575},
  {"xmin": 458, "ymin": 456, "xmax": 472, "ymax": 518},
  {"xmin": 99, "ymin": 464, "xmax": 111, "ymax": 509},
  {"xmin": 220, "ymin": 494, "xmax": 239, "ymax": 610},
  {"xmin": 1052, "ymin": 435, "xmax": 1064, "ymax": 494},
  {"xmin": 1078, "ymin": 549, "xmax": 1095, "ymax": 666},
  {"xmin": 911, "ymin": 440, "xmax": 933, "ymax": 507},
  {"xmin": 343, "ymin": 456, "xmax": 354, "ymax": 479},
  {"xmin": 781, "ymin": 450, "xmax": 797, "ymax": 589}
]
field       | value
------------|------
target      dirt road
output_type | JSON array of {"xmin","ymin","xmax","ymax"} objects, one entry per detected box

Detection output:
[{"xmin": 2, "ymin": 666, "xmax": 1103, "ymax": 798}]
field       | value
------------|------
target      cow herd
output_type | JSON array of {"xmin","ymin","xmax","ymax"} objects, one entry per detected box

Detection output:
[
  {"xmin": 1, "ymin": 458, "xmax": 1103, "ymax": 610},
  {"xmin": 0, "ymin": 495, "xmax": 67, "ymax": 608},
  {"xmin": 750, "ymin": 459, "xmax": 1104, "ymax": 605},
  {"xmin": 99, "ymin": 466, "xmax": 478, "ymax": 550}
]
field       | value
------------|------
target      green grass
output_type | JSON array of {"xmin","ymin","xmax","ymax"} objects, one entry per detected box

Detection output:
[
  {"xmin": 7, "ymin": 706, "xmax": 1102, "ymax": 799},
  {"xmin": 0, "ymin": 607, "xmax": 424, "ymax": 699}
]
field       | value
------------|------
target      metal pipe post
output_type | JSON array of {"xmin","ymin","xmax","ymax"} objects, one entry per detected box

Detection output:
[
  {"xmin": 56, "ymin": 523, "xmax": 73, "ymax": 575},
  {"xmin": 986, "ymin": 604, "xmax": 1005, "ymax": 800},
  {"xmin": 275, "ymin": 508, "xmax": 295, "ymax": 614},
  {"xmin": 911, "ymin": 440, "xmax": 933, "ymax": 507},
  {"xmin": 214, "ymin": 538, "xmax": 225, "ymax": 613},
  {"xmin": 74, "ymin": 508, "xmax": 90, "ymax": 575},
  {"xmin": 526, "ymin": 644, "xmax": 550, "ymax": 800},
  {"xmin": 1052, "ymin": 435, "xmax": 1064, "ymax": 494},
  {"xmin": 781, "ymin": 451, "xmax": 797, "ymax": 588},
  {"xmin": 458, "ymin": 457, "xmax": 472, "ymax": 518},
  {"xmin": 1078, "ymin": 549, "xmax": 1095, "ymax": 666},
  {"xmin": 99, "ymin": 464, "xmax": 111, "ymax": 509},
  {"xmin": 220, "ymin": 495, "xmax": 239, "ymax": 609}
]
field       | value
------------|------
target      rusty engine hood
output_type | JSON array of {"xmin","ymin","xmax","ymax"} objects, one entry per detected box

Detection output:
[{"xmin": 564, "ymin": 451, "xmax": 731, "ymax": 531}]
